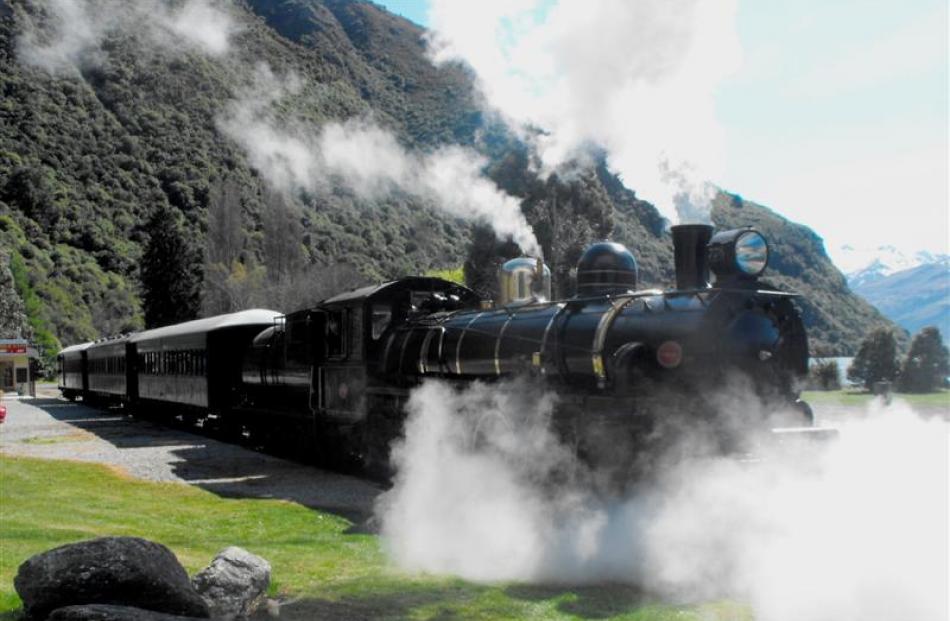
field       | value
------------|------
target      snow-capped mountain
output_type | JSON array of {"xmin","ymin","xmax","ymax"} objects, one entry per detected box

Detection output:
[
  {"xmin": 846, "ymin": 253, "xmax": 950, "ymax": 344},
  {"xmin": 837, "ymin": 244, "xmax": 948, "ymax": 289}
]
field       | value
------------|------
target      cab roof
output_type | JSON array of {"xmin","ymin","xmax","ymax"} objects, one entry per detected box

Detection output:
[{"xmin": 321, "ymin": 277, "xmax": 478, "ymax": 307}]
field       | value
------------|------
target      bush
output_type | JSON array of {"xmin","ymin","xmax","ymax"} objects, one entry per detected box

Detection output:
[
  {"xmin": 808, "ymin": 359, "xmax": 840, "ymax": 391},
  {"xmin": 847, "ymin": 328, "xmax": 899, "ymax": 391},
  {"xmin": 898, "ymin": 327, "xmax": 949, "ymax": 393}
]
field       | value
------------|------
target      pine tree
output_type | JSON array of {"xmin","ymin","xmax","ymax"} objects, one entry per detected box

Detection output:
[
  {"xmin": 847, "ymin": 328, "xmax": 899, "ymax": 390},
  {"xmin": 463, "ymin": 223, "xmax": 521, "ymax": 300},
  {"xmin": 898, "ymin": 327, "xmax": 949, "ymax": 393},
  {"xmin": 141, "ymin": 205, "xmax": 202, "ymax": 328}
]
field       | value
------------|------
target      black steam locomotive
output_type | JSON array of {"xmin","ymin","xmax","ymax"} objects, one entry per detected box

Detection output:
[{"xmin": 58, "ymin": 224, "xmax": 814, "ymax": 471}]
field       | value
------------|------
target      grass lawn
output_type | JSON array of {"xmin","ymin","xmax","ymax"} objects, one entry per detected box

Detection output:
[
  {"xmin": 0, "ymin": 456, "xmax": 750, "ymax": 620},
  {"xmin": 802, "ymin": 388, "xmax": 950, "ymax": 409}
]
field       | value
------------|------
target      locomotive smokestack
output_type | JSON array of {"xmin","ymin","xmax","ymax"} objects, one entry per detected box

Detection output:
[{"xmin": 672, "ymin": 224, "xmax": 714, "ymax": 289}]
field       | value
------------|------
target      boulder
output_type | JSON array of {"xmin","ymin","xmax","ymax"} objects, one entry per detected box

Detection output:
[
  {"xmin": 192, "ymin": 547, "xmax": 271, "ymax": 620},
  {"xmin": 48, "ymin": 604, "xmax": 209, "ymax": 621},
  {"xmin": 14, "ymin": 537, "xmax": 209, "ymax": 620}
]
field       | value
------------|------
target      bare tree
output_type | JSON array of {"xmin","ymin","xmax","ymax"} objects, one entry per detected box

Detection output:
[
  {"xmin": 261, "ymin": 188, "xmax": 305, "ymax": 287},
  {"xmin": 206, "ymin": 176, "xmax": 245, "ymax": 267},
  {"xmin": 203, "ymin": 176, "xmax": 249, "ymax": 315}
]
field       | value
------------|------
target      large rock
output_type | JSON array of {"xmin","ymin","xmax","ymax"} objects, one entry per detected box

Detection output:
[
  {"xmin": 48, "ymin": 605, "xmax": 209, "ymax": 621},
  {"xmin": 192, "ymin": 547, "xmax": 271, "ymax": 620},
  {"xmin": 14, "ymin": 537, "xmax": 209, "ymax": 620}
]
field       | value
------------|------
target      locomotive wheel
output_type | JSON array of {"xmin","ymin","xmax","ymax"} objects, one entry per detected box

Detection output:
[{"xmin": 469, "ymin": 410, "xmax": 514, "ymax": 452}]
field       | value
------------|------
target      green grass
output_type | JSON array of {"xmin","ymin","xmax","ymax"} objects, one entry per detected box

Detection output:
[
  {"xmin": 0, "ymin": 456, "xmax": 750, "ymax": 620},
  {"xmin": 802, "ymin": 388, "xmax": 950, "ymax": 409}
]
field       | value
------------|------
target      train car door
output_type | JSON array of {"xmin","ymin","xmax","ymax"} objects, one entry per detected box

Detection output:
[{"xmin": 314, "ymin": 305, "xmax": 366, "ymax": 422}]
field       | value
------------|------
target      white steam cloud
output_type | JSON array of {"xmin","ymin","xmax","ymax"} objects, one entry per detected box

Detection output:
[
  {"xmin": 217, "ymin": 66, "xmax": 541, "ymax": 256},
  {"xmin": 17, "ymin": 0, "xmax": 239, "ymax": 74},
  {"xmin": 427, "ymin": 0, "xmax": 741, "ymax": 225},
  {"xmin": 377, "ymin": 380, "xmax": 948, "ymax": 621}
]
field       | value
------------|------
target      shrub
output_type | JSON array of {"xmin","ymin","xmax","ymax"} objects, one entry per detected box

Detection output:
[
  {"xmin": 847, "ymin": 328, "xmax": 899, "ymax": 391},
  {"xmin": 898, "ymin": 327, "xmax": 949, "ymax": 393},
  {"xmin": 808, "ymin": 359, "xmax": 841, "ymax": 391}
]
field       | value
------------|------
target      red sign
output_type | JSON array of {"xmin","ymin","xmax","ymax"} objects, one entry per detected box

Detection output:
[{"xmin": 2, "ymin": 345, "xmax": 26, "ymax": 354}]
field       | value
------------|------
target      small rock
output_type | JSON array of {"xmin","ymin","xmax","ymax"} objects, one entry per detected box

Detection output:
[
  {"xmin": 14, "ymin": 537, "xmax": 209, "ymax": 620},
  {"xmin": 192, "ymin": 547, "xmax": 271, "ymax": 620},
  {"xmin": 48, "ymin": 604, "xmax": 210, "ymax": 621}
]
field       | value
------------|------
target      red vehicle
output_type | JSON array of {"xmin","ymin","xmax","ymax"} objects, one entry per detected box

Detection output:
[{"xmin": 0, "ymin": 402, "xmax": 6, "ymax": 424}]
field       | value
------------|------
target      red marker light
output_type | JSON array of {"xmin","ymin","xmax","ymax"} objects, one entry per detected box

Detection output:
[{"xmin": 657, "ymin": 341, "xmax": 683, "ymax": 369}]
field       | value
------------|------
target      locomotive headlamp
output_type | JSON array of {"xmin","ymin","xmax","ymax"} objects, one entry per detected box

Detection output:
[{"xmin": 707, "ymin": 228, "xmax": 769, "ymax": 279}]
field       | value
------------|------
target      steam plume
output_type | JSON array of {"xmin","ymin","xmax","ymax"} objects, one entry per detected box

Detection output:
[
  {"xmin": 17, "ymin": 0, "xmax": 239, "ymax": 74},
  {"xmin": 377, "ymin": 380, "xmax": 948, "ymax": 620},
  {"xmin": 217, "ymin": 66, "xmax": 541, "ymax": 256},
  {"xmin": 427, "ymin": 0, "xmax": 741, "ymax": 225}
]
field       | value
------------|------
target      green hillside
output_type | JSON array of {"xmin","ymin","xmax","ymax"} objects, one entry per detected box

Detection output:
[{"xmin": 0, "ymin": 0, "xmax": 894, "ymax": 365}]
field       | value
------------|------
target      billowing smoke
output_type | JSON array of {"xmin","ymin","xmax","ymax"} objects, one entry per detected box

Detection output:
[
  {"xmin": 427, "ymin": 0, "xmax": 741, "ymax": 225},
  {"xmin": 17, "ymin": 0, "xmax": 239, "ymax": 74},
  {"xmin": 377, "ymin": 380, "xmax": 948, "ymax": 620},
  {"xmin": 217, "ymin": 66, "xmax": 541, "ymax": 256}
]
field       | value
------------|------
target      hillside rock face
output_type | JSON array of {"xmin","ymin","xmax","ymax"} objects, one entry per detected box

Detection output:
[{"xmin": 0, "ymin": 0, "xmax": 894, "ymax": 355}]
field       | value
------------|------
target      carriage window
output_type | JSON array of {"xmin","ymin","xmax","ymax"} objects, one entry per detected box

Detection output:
[
  {"xmin": 326, "ymin": 311, "xmax": 345, "ymax": 358},
  {"xmin": 371, "ymin": 305, "xmax": 391, "ymax": 340}
]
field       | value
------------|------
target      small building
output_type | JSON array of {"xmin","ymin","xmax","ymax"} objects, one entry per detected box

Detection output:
[{"xmin": 0, "ymin": 339, "xmax": 39, "ymax": 396}]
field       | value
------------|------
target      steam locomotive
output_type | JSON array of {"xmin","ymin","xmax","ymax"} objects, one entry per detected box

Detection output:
[{"xmin": 58, "ymin": 224, "xmax": 815, "ymax": 471}]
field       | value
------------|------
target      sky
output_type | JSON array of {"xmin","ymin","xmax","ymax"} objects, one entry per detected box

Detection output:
[{"xmin": 377, "ymin": 0, "xmax": 948, "ymax": 272}]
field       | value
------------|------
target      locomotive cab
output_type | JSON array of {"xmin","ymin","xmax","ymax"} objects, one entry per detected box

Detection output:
[{"xmin": 241, "ymin": 277, "xmax": 481, "ymax": 423}]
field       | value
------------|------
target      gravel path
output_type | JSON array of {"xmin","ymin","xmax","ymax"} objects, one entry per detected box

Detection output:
[
  {"xmin": 2, "ymin": 389, "xmax": 942, "ymax": 527},
  {"xmin": 0, "ymin": 395, "xmax": 383, "ymax": 525}
]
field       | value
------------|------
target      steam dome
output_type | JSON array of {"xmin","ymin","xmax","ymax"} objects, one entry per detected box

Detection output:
[{"xmin": 576, "ymin": 241, "xmax": 638, "ymax": 296}]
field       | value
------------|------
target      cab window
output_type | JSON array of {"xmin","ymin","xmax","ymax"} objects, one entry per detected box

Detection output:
[
  {"xmin": 326, "ymin": 310, "xmax": 345, "ymax": 359},
  {"xmin": 371, "ymin": 305, "xmax": 391, "ymax": 340}
]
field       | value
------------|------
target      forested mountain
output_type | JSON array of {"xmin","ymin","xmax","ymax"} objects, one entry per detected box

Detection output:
[{"xmin": 0, "ymin": 0, "xmax": 895, "ymax": 367}]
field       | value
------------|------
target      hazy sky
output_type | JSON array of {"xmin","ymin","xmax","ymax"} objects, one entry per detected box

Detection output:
[{"xmin": 377, "ymin": 0, "xmax": 948, "ymax": 269}]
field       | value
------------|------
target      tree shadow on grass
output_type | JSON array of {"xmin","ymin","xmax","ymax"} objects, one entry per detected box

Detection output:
[
  {"xmin": 23, "ymin": 398, "xmax": 384, "ymax": 528},
  {"xmin": 248, "ymin": 584, "xmax": 486, "ymax": 621},
  {"xmin": 506, "ymin": 583, "xmax": 658, "ymax": 619}
]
